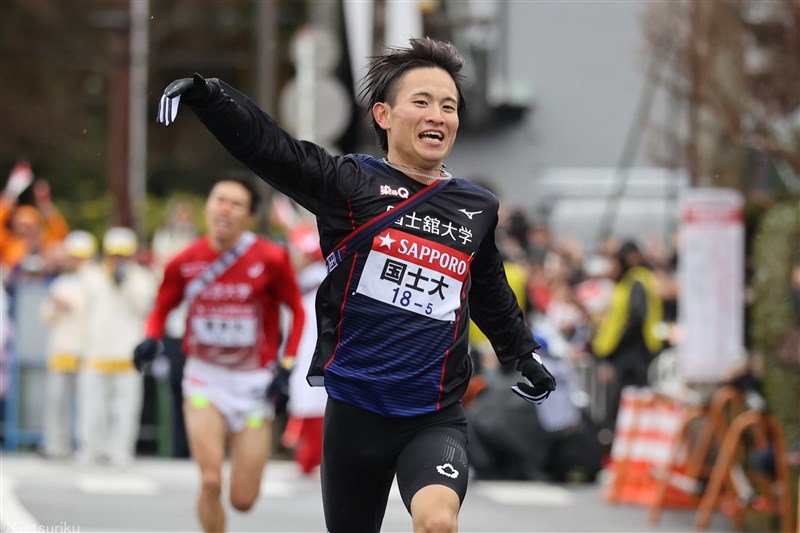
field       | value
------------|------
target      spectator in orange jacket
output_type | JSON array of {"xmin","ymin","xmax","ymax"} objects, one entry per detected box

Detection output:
[{"xmin": 1, "ymin": 167, "xmax": 69, "ymax": 276}]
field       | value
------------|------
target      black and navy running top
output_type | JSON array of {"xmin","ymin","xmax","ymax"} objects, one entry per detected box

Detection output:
[{"xmin": 191, "ymin": 78, "xmax": 539, "ymax": 417}]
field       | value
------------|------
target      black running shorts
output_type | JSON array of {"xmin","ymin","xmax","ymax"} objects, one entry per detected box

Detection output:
[{"xmin": 321, "ymin": 397, "xmax": 469, "ymax": 533}]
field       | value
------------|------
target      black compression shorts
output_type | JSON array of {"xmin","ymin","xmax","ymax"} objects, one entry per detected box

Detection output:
[{"xmin": 321, "ymin": 397, "xmax": 469, "ymax": 533}]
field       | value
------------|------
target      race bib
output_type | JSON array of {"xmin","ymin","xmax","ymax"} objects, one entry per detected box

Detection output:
[
  {"xmin": 191, "ymin": 316, "xmax": 257, "ymax": 347},
  {"xmin": 356, "ymin": 228, "xmax": 471, "ymax": 321}
]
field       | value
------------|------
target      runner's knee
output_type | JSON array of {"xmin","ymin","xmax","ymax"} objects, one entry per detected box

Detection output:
[
  {"xmin": 410, "ymin": 486, "xmax": 459, "ymax": 533},
  {"xmin": 230, "ymin": 490, "xmax": 257, "ymax": 512},
  {"xmin": 412, "ymin": 508, "xmax": 457, "ymax": 533},
  {"xmin": 200, "ymin": 472, "xmax": 222, "ymax": 498}
]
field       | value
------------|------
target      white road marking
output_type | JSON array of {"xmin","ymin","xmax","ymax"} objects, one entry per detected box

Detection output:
[
  {"xmin": 259, "ymin": 463, "xmax": 319, "ymax": 498},
  {"xmin": 259, "ymin": 478, "xmax": 296, "ymax": 497},
  {"xmin": 0, "ymin": 475, "xmax": 41, "ymax": 532},
  {"xmin": 473, "ymin": 482, "xmax": 574, "ymax": 506},
  {"xmin": 75, "ymin": 474, "xmax": 159, "ymax": 495}
]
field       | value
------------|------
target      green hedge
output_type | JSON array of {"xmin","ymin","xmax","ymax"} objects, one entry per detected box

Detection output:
[
  {"xmin": 56, "ymin": 193, "xmax": 206, "ymax": 247},
  {"xmin": 750, "ymin": 198, "xmax": 800, "ymax": 448}
]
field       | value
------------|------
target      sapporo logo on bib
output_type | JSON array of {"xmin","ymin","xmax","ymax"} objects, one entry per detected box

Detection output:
[{"xmin": 356, "ymin": 228, "xmax": 472, "ymax": 321}]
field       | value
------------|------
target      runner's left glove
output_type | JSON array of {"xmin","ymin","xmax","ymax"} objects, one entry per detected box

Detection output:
[
  {"xmin": 133, "ymin": 337, "xmax": 163, "ymax": 372},
  {"xmin": 511, "ymin": 353, "xmax": 556, "ymax": 404},
  {"xmin": 157, "ymin": 73, "xmax": 212, "ymax": 126}
]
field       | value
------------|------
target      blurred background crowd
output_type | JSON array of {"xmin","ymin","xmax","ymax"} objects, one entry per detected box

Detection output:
[
  {"xmin": 0, "ymin": 160, "xmax": 684, "ymax": 480},
  {"xmin": 3, "ymin": 161, "xmax": 797, "ymax": 490}
]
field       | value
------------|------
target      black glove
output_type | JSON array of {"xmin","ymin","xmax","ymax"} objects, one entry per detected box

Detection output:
[
  {"xmin": 113, "ymin": 262, "xmax": 126, "ymax": 286},
  {"xmin": 157, "ymin": 73, "xmax": 211, "ymax": 126},
  {"xmin": 133, "ymin": 337, "xmax": 162, "ymax": 372},
  {"xmin": 266, "ymin": 357, "xmax": 294, "ymax": 413},
  {"xmin": 511, "ymin": 353, "xmax": 557, "ymax": 404}
]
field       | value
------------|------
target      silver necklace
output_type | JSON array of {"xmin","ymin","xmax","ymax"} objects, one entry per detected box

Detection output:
[{"xmin": 382, "ymin": 158, "xmax": 452, "ymax": 180}]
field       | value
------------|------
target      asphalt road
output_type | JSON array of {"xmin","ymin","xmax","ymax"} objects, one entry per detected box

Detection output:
[{"xmin": 0, "ymin": 454, "xmax": 735, "ymax": 533}]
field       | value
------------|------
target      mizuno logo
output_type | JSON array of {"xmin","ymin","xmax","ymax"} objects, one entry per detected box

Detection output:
[{"xmin": 459, "ymin": 209, "xmax": 482, "ymax": 220}]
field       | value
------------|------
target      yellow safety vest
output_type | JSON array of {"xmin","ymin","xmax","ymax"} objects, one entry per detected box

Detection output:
[
  {"xmin": 47, "ymin": 353, "xmax": 81, "ymax": 373},
  {"xmin": 469, "ymin": 261, "xmax": 527, "ymax": 350},
  {"xmin": 592, "ymin": 266, "xmax": 663, "ymax": 357},
  {"xmin": 85, "ymin": 359, "xmax": 136, "ymax": 373}
]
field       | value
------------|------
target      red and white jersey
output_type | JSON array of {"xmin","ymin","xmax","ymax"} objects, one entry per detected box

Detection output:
[{"xmin": 145, "ymin": 235, "xmax": 304, "ymax": 371}]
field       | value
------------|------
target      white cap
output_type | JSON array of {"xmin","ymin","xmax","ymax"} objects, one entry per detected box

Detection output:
[
  {"xmin": 584, "ymin": 255, "xmax": 612, "ymax": 277},
  {"xmin": 103, "ymin": 227, "xmax": 138, "ymax": 256},
  {"xmin": 64, "ymin": 230, "xmax": 97, "ymax": 259}
]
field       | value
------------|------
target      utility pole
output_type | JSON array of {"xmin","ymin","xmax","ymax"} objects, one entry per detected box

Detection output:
[
  {"xmin": 593, "ymin": 53, "xmax": 661, "ymax": 249},
  {"xmin": 107, "ymin": 2, "xmax": 132, "ymax": 228},
  {"xmin": 129, "ymin": 0, "xmax": 149, "ymax": 239},
  {"xmin": 373, "ymin": 0, "xmax": 386, "ymax": 53},
  {"xmin": 255, "ymin": 1, "xmax": 279, "ymax": 233},
  {"xmin": 687, "ymin": 0, "xmax": 706, "ymax": 187}
]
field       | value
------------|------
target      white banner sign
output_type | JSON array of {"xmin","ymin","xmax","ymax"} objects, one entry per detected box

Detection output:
[{"xmin": 678, "ymin": 188, "xmax": 745, "ymax": 382}]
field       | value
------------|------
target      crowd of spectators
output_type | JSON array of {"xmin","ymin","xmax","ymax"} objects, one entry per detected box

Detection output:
[
  {"xmin": 0, "ymin": 163, "xmax": 681, "ymax": 483},
  {"xmin": 464, "ymin": 201, "xmax": 679, "ymax": 483}
]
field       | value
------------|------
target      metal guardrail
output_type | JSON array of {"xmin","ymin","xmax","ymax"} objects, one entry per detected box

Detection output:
[
  {"xmin": 4, "ymin": 282, "xmax": 49, "ymax": 451},
  {"xmin": 573, "ymin": 356, "xmax": 608, "ymax": 427},
  {"xmin": 3, "ymin": 281, "xmax": 170, "ymax": 456}
]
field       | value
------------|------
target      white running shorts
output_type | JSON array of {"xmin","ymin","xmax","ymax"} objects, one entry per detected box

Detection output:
[{"xmin": 182, "ymin": 357, "xmax": 274, "ymax": 433}]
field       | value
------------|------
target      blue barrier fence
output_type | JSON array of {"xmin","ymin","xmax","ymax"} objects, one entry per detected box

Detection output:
[{"xmin": 4, "ymin": 282, "xmax": 49, "ymax": 451}]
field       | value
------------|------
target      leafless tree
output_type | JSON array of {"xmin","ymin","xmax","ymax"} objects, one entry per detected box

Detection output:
[{"xmin": 641, "ymin": 0, "xmax": 799, "ymax": 188}]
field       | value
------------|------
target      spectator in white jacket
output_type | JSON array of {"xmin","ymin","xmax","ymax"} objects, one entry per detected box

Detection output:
[
  {"xmin": 76, "ymin": 227, "xmax": 156, "ymax": 466},
  {"xmin": 40, "ymin": 230, "xmax": 96, "ymax": 458}
]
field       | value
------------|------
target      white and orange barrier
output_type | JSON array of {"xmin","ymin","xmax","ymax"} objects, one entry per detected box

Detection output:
[{"xmin": 603, "ymin": 386, "xmax": 698, "ymax": 508}]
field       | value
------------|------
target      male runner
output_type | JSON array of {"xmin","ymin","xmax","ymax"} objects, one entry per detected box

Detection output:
[
  {"xmin": 134, "ymin": 172, "xmax": 304, "ymax": 533},
  {"xmin": 156, "ymin": 37, "xmax": 555, "ymax": 533}
]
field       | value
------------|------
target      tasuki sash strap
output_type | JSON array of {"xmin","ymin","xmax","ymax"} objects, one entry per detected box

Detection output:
[
  {"xmin": 325, "ymin": 179, "xmax": 450, "ymax": 273},
  {"xmin": 184, "ymin": 231, "xmax": 257, "ymax": 303}
]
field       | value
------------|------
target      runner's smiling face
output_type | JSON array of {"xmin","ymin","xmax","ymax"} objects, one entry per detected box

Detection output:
[
  {"xmin": 373, "ymin": 66, "xmax": 459, "ymax": 172},
  {"xmin": 205, "ymin": 180, "xmax": 254, "ymax": 250}
]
